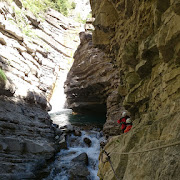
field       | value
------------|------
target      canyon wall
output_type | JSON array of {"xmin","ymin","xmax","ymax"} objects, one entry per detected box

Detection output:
[
  {"xmin": 0, "ymin": 1, "xmax": 80, "ymax": 179},
  {"xmin": 65, "ymin": 0, "xmax": 180, "ymax": 179}
]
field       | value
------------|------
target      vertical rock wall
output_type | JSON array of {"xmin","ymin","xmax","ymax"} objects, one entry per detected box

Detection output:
[
  {"xmin": 0, "ymin": 1, "xmax": 80, "ymax": 179},
  {"xmin": 65, "ymin": 0, "xmax": 180, "ymax": 179},
  {"xmin": 91, "ymin": 0, "xmax": 180, "ymax": 180},
  {"xmin": 90, "ymin": 0, "xmax": 180, "ymax": 135}
]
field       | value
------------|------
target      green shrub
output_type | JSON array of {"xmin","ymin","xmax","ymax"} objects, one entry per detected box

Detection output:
[
  {"xmin": 21, "ymin": 0, "xmax": 56, "ymax": 17},
  {"xmin": 71, "ymin": 2, "xmax": 76, "ymax": 9},
  {"xmin": 0, "ymin": 69, "xmax": 7, "ymax": 81},
  {"xmin": 53, "ymin": 0, "xmax": 72, "ymax": 16}
]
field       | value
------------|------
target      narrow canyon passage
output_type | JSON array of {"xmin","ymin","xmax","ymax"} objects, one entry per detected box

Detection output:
[
  {"xmin": 0, "ymin": 0, "xmax": 106, "ymax": 179},
  {"xmin": 0, "ymin": 0, "xmax": 180, "ymax": 180}
]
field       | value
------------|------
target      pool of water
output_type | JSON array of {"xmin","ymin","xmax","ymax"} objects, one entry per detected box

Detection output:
[{"xmin": 49, "ymin": 109, "xmax": 106, "ymax": 127}]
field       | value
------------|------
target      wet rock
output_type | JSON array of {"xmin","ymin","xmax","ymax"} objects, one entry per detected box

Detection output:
[
  {"xmin": 70, "ymin": 153, "xmax": 90, "ymax": 180},
  {"xmin": 59, "ymin": 135, "xmax": 67, "ymax": 149},
  {"xmin": 66, "ymin": 124, "xmax": 74, "ymax": 132},
  {"xmin": 69, "ymin": 137, "xmax": 82, "ymax": 147},
  {"xmin": 74, "ymin": 130, "xmax": 82, "ymax": 136},
  {"xmin": 69, "ymin": 164, "xmax": 90, "ymax": 180},
  {"xmin": 55, "ymin": 135, "xmax": 60, "ymax": 140},
  {"xmin": 60, "ymin": 124, "xmax": 74, "ymax": 133},
  {"xmin": 72, "ymin": 152, "xmax": 88, "ymax": 166},
  {"xmin": 83, "ymin": 137, "xmax": 92, "ymax": 147},
  {"xmin": 52, "ymin": 123, "xmax": 59, "ymax": 129},
  {"xmin": 55, "ymin": 128, "xmax": 63, "ymax": 136}
]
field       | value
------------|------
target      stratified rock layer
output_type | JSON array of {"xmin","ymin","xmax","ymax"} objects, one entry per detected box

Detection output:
[
  {"xmin": 65, "ymin": 32, "xmax": 117, "ymax": 115},
  {"xmin": 0, "ymin": 1, "xmax": 80, "ymax": 179},
  {"xmin": 65, "ymin": 0, "xmax": 180, "ymax": 179}
]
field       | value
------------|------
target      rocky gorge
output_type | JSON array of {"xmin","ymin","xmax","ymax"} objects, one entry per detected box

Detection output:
[
  {"xmin": 0, "ymin": 0, "xmax": 180, "ymax": 180},
  {"xmin": 0, "ymin": 1, "xmax": 81, "ymax": 179},
  {"xmin": 65, "ymin": 0, "xmax": 180, "ymax": 180}
]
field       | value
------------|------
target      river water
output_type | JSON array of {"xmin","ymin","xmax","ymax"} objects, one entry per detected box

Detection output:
[
  {"xmin": 47, "ymin": 65, "xmax": 106, "ymax": 180},
  {"xmin": 44, "ymin": 110, "xmax": 105, "ymax": 180}
]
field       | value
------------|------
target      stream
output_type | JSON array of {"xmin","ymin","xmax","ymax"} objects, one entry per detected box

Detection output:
[{"xmin": 44, "ymin": 110, "xmax": 106, "ymax": 180}]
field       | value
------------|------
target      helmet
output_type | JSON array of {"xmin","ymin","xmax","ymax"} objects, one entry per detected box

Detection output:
[
  {"xmin": 126, "ymin": 118, "xmax": 131, "ymax": 124},
  {"xmin": 122, "ymin": 111, "xmax": 127, "ymax": 117}
]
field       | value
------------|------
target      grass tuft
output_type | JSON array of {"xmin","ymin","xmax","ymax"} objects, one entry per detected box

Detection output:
[{"xmin": 0, "ymin": 68, "xmax": 7, "ymax": 81}]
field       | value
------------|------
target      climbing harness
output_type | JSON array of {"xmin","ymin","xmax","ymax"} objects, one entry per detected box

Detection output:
[{"xmin": 101, "ymin": 141, "xmax": 180, "ymax": 180}]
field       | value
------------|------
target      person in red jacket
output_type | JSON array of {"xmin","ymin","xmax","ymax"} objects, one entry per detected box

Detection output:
[
  {"xmin": 117, "ymin": 111, "xmax": 130, "ymax": 133},
  {"xmin": 124, "ymin": 118, "xmax": 132, "ymax": 133}
]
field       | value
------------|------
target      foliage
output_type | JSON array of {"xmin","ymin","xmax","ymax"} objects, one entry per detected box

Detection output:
[
  {"xmin": 52, "ymin": 0, "xmax": 72, "ymax": 16},
  {"xmin": 71, "ymin": 2, "xmax": 76, "ymax": 9},
  {"xmin": 3, "ymin": 0, "xmax": 80, "ymax": 38},
  {"xmin": 86, "ymin": 12, "xmax": 92, "ymax": 19},
  {"xmin": 0, "ymin": 68, "xmax": 7, "ymax": 81},
  {"xmin": 9, "ymin": 2, "xmax": 37, "ymax": 38},
  {"xmin": 21, "ymin": 0, "xmax": 56, "ymax": 17},
  {"xmin": 75, "ymin": 13, "xmax": 86, "ymax": 24},
  {"xmin": 1, "ymin": 0, "xmax": 74, "ymax": 16}
]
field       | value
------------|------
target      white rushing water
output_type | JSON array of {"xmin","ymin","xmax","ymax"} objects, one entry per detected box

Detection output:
[
  {"xmin": 44, "ymin": 124, "xmax": 104, "ymax": 180},
  {"xmin": 49, "ymin": 69, "xmax": 68, "ymax": 113},
  {"xmin": 48, "ymin": 31, "xmax": 104, "ymax": 178}
]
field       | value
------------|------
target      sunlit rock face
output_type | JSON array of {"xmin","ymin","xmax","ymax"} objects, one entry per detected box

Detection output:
[
  {"xmin": 66, "ymin": 0, "xmax": 180, "ymax": 179},
  {"xmin": 0, "ymin": 1, "xmax": 80, "ymax": 179}
]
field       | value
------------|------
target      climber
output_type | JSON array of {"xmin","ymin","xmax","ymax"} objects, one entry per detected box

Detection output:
[
  {"xmin": 124, "ymin": 118, "xmax": 132, "ymax": 133},
  {"xmin": 117, "ymin": 111, "xmax": 130, "ymax": 133}
]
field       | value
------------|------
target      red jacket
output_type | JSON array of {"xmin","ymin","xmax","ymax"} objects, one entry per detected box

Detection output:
[
  {"xmin": 124, "ymin": 125, "xmax": 132, "ymax": 133},
  {"xmin": 117, "ymin": 116, "xmax": 129, "ymax": 131}
]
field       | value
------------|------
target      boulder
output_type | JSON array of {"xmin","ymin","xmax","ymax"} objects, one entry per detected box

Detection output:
[
  {"xmin": 60, "ymin": 124, "xmax": 74, "ymax": 133},
  {"xmin": 70, "ymin": 153, "xmax": 90, "ymax": 180},
  {"xmin": 72, "ymin": 152, "xmax": 88, "ymax": 166},
  {"xmin": 55, "ymin": 128, "xmax": 63, "ymax": 136},
  {"xmin": 59, "ymin": 135, "xmax": 67, "ymax": 149},
  {"xmin": 69, "ymin": 164, "xmax": 90, "ymax": 180},
  {"xmin": 83, "ymin": 137, "xmax": 92, "ymax": 147},
  {"xmin": 74, "ymin": 130, "xmax": 82, "ymax": 136}
]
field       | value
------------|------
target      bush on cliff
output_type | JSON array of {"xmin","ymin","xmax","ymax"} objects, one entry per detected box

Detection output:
[
  {"xmin": 22, "ymin": 0, "xmax": 73, "ymax": 16},
  {"xmin": 52, "ymin": 0, "xmax": 72, "ymax": 16},
  {"xmin": 4, "ymin": 0, "xmax": 73, "ymax": 16},
  {"xmin": 0, "ymin": 69, "xmax": 7, "ymax": 82}
]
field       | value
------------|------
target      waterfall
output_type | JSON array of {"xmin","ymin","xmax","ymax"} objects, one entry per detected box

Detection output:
[
  {"xmin": 49, "ymin": 69, "xmax": 69, "ymax": 113},
  {"xmin": 47, "ymin": 66, "xmax": 105, "ymax": 180}
]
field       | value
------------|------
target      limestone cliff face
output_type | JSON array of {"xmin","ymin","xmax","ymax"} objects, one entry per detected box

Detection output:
[
  {"xmin": 66, "ymin": 0, "xmax": 180, "ymax": 179},
  {"xmin": 65, "ymin": 32, "xmax": 119, "ymax": 115},
  {"xmin": 0, "ymin": 1, "xmax": 80, "ymax": 179}
]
